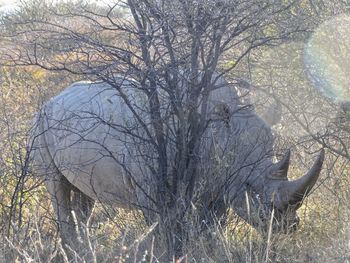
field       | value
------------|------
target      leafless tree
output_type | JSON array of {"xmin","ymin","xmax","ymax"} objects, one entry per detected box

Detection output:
[{"xmin": 0, "ymin": 0, "xmax": 323, "ymax": 259}]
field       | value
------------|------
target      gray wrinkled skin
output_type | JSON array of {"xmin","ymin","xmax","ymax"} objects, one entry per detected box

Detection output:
[{"xmin": 30, "ymin": 74, "xmax": 324, "ymax": 254}]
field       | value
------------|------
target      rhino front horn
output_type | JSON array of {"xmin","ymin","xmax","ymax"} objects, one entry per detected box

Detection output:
[{"xmin": 281, "ymin": 149, "xmax": 325, "ymax": 205}]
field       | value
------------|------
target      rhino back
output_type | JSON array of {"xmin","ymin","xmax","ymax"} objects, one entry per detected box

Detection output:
[
  {"xmin": 32, "ymin": 76, "xmax": 274, "ymax": 206},
  {"xmin": 36, "ymin": 80, "xmax": 149, "ymax": 205}
]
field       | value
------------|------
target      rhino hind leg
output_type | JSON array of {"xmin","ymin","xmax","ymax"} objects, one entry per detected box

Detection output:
[
  {"xmin": 71, "ymin": 186, "xmax": 95, "ymax": 239},
  {"xmin": 45, "ymin": 170, "xmax": 79, "ymax": 259},
  {"xmin": 46, "ymin": 171, "xmax": 96, "ymax": 262}
]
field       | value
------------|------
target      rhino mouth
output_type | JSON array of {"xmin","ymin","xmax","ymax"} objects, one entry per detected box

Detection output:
[
  {"xmin": 287, "ymin": 216, "xmax": 300, "ymax": 232},
  {"xmin": 270, "ymin": 210, "xmax": 300, "ymax": 234}
]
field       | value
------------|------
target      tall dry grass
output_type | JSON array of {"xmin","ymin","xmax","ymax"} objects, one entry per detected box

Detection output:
[{"xmin": 1, "ymin": 180, "xmax": 350, "ymax": 263}]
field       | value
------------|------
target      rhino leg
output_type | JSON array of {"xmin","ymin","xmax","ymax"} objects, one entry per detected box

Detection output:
[
  {"xmin": 45, "ymin": 171, "xmax": 81, "ymax": 261},
  {"xmin": 46, "ymin": 172, "xmax": 97, "ymax": 263},
  {"xmin": 71, "ymin": 188, "xmax": 95, "ymax": 224},
  {"xmin": 71, "ymin": 187, "xmax": 95, "ymax": 241}
]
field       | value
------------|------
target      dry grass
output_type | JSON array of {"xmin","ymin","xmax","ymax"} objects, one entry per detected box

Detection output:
[{"xmin": 1, "ymin": 186, "xmax": 350, "ymax": 263}]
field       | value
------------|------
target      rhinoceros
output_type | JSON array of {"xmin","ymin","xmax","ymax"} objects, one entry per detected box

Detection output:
[{"xmin": 29, "ymin": 74, "xmax": 324, "ymax": 259}]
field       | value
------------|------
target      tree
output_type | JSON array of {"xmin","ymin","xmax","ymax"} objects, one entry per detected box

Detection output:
[{"xmin": 0, "ymin": 0, "xmax": 322, "ymax": 259}]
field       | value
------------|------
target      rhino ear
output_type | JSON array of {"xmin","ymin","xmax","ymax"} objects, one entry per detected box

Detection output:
[
  {"xmin": 261, "ymin": 100, "xmax": 282, "ymax": 127},
  {"xmin": 268, "ymin": 149, "xmax": 291, "ymax": 180}
]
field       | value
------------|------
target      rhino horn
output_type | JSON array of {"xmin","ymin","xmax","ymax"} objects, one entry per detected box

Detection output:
[
  {"xmin": 268, "ymin": 149, "xmax": 291, "ymax": 180},
  {"xmin": 281, "ymin": 149, "xmax": 325, "ymax": 205}
]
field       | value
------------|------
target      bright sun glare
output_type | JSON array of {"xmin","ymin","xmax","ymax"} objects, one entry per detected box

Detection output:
[{"xmin": 304, "ymin": 15, "xmax": 350, "ymax": 102}]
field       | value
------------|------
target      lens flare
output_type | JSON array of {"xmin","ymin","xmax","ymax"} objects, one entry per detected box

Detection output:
[{"xmin": 304, "ymin": 15, "xmax": 350, "ymax": 101}]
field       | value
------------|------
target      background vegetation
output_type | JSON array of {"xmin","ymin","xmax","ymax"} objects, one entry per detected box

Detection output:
[{"xmin": 1, "ymin": 0, "xmax": 350, "ymax": 262}]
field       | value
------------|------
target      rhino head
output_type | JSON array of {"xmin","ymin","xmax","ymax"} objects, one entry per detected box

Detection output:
[
  {"xmin": 231, "ymin": 148, "xmax": 324, "ymax": 234},
  {"xmin": 201, "ymin": 78, "xmax": 325, "ymax": 234}
]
